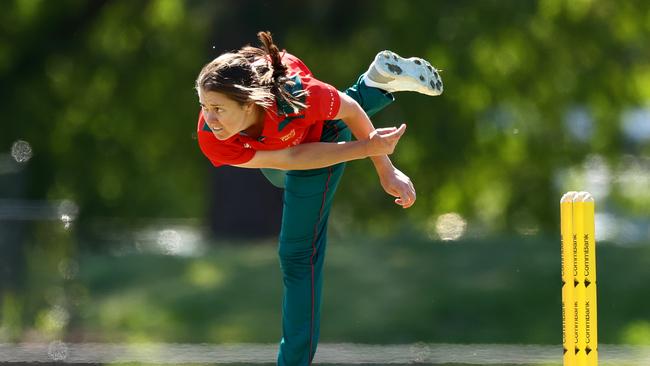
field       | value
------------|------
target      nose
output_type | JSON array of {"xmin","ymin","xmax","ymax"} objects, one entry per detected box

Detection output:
[{"xmin": 204, "ymin": 110, "xmax": 218, "ymax": 123}]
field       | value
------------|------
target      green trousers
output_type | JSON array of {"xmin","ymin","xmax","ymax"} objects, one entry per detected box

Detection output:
[{"xmin": 267, "ymin": 76, "xmax": 393, "ymax": 366}]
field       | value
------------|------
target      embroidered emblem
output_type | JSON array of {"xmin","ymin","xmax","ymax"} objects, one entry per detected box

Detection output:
[{"xmin": 280, "ymin": 129, "xmax": 296, "ymax": 142}]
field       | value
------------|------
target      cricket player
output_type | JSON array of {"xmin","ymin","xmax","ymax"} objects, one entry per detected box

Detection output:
[{"xmin": 196, "ymin": 31, "xmax": 442, "ymax": 366}]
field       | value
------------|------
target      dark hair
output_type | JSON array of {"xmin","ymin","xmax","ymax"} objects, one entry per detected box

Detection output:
[{"xmin": 195, "ymin": 31, "xmax": 307, "ymax": 113}]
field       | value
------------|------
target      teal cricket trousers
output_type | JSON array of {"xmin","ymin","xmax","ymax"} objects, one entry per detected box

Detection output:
[{"xmin": 272, "ymin": 76, "xmax": 393, "ymax": 366}]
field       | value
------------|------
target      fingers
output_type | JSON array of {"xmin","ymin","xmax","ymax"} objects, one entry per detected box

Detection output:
[
  {"xmin": 395, "ymin": 123, "xmax": 406, "ymax": 136},
  {"xmin": 374, "ymin": 127, "xmax": 397, "ymax": 134},
  {"xmin": 382, "ymin": 124, "xmax": 406, "ymax": 154},
  {"xmin": 395, "ymin": 192, "xmax": 416, "ymax": 208},
  {"xmin": 367, "ymin": 123, "xmax": 407, "ymax": 156},
  {"xmin": 384, "ymin": 124, "xmax": 406, "ymax": 142},
  {"xmin": 394, "ymin": 182, "xmax": 417, "ymax": 209},
  {"xmin": 376, "ymin": 123, "xmax": 407, "ymax": 136}
]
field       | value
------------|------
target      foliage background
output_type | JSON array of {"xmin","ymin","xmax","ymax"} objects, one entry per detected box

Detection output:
[{"xmin": 1, "ymin": 0, "xmax": 650, "ymax": 350}]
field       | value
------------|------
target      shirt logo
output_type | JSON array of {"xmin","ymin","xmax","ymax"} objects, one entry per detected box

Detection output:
[{"xmin": 280, "ymin": 129, "xmax": 296, "ymax": 142}]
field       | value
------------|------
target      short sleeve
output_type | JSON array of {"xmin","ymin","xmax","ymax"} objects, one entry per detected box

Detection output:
[
  {"xmin": 197, "ymin": 112, "xmax": 256, "ymax": 167},
  {"xmin": 303, "ymin": 77, "xmax": 341, "ymax": 121}
]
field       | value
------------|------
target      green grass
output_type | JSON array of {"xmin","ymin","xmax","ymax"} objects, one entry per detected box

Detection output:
[{"xmin": 71, "ymin": 232, "xmax": 650, "ymax": 345}]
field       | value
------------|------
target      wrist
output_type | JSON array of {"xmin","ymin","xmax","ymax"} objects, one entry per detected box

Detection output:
[
  {"xmin": 361, "ymin": 139, "xmax": 371, "ymax": 159},
  {"xmin": 371, "ymin": 155, "xmax": 394, "ymax": 174}
]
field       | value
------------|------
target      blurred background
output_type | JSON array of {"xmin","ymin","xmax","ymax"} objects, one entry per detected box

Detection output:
[{"xmin": 2, "ymin": 0, "xmax": 650, "ymax": 362}]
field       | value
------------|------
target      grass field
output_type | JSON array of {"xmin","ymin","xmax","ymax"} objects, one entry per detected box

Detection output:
[{"xmin": 65, "ymin": 230, "xmax": 650, "ymax": 347}]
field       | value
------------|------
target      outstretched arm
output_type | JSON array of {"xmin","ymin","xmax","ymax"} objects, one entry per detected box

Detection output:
[{"xmin": 233, "ymin": 125, "xmax": 405, "ymax": 170}]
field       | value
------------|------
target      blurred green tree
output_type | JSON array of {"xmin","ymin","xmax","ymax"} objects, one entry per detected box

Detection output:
[{"xmin": 1, "ymin": 0, "xmax": 649, "ymax": 240}]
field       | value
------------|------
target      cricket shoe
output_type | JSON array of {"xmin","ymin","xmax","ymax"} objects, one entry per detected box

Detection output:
[{"xmin": 363, "ymin": 50, "xmax": 443, "ymax": 96}]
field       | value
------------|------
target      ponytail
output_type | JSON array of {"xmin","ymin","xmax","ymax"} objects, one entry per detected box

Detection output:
[
  {"xmin": 255, "ymin": 31, "xmax": 307, "ymax": 113},
  {"xmin": 257, "ymin": 31, "xmax": 288, "ymax": 81}
]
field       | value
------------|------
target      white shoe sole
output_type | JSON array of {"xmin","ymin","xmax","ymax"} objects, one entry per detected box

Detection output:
[{"xmin": 372, "ymin": 50, "xmax": 443, "ymax": 96}]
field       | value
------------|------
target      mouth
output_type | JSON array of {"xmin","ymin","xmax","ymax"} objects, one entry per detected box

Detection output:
[{"xmin": 211, "ymin": 126, "xmax": 224, "ymax": 132}]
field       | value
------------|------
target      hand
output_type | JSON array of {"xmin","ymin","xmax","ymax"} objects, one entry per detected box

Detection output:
[
  {"xmin": 379, "ymin": 167, "xmax": 416, "ymax": 208},
  {"xmin": 365, "ymin": 124, "xmax": 406, "ymax": 156}
]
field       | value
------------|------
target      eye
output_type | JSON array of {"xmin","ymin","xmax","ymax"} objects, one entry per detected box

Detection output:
[{"xmin": 200, "ymin": 104, "xmax": 223, "ymax": 113}]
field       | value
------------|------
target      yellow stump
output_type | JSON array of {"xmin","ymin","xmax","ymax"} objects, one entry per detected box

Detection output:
[
  {"xmin": 582, "ymin": 194, "xmax": 598, "ymax": 366},
  {"xmin": 560, "ymin": 192, "xmax": 576, "ymax": 366},
  {"xmin": 561, "ymin": 191, "xmax": 597, "ymax": 366},
  {"xmin": 573, "ymin": 194, "xmax": 587, "ymax": 366}
]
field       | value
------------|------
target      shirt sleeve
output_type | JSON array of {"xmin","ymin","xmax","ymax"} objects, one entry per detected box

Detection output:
[
  {"xmin": 197, "ymin": 112, "xmax": 256, "ymax": 167},
  {"xmin": 303, "ymin": 77, "xmax": 341, "ymax": 121}
]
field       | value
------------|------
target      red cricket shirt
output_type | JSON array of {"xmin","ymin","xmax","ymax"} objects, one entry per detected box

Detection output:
[{"xmin": 197, "ymin": 52, "xmax": 342, "ymax": 167}]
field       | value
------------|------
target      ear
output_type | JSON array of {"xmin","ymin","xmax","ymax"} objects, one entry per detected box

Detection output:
[{"xmin": 245, "ymin": 102, "xmax": 257, "ymax": 113}]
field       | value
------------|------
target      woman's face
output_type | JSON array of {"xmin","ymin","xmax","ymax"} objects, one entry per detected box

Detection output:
[{"xmin": 198, "ymin": 89, "xmax": 256, "ymax": 141}]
